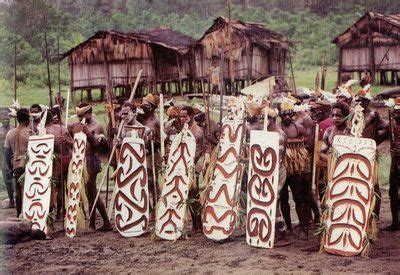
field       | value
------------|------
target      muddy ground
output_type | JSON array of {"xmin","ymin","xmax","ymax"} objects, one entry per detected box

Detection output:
[
  {"xmin": 0, "ymin": 107, "xmax": 399, "ymax": 273},
  {"xmin": 0, "ymin": 188, "xmax": 399, "ymax": 273}
]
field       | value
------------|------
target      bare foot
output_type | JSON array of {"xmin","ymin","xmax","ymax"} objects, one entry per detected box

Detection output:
[
  {"xmin": 97, "ymin": 223, "xmax": 113, "ymax": 232},
  {"xmin": 383, "ymin": 224, "xmax": 400, "ymax": 231}
]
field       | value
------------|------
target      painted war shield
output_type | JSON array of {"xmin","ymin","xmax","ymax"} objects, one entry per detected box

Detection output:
[
  {"xmin": 321, "ymin": 135, "xmax": 377, "ymax": 256},
  {"xmin": 202, "ymin": 98, "xmax": 245, "ymax": 241},
  {"xmin": 65, "ymin": 132, "xmax": 87, "ymax": 238},
  {"xmin": 246, "ymin": 130, "xmax": 280, "ymax": 248},
  {"xmin": 114, "ymin": 127, "xmax": 149, "ymax": 237},
  {"xmin": 155, "ymin": 125, "xmax": 196, "ymax": 240},
  {"xmin": 22, "ymin": 133, "xmax": 55, "ymax": 234}
]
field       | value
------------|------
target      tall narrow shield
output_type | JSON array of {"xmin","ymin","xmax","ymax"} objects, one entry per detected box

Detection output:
[
  {"xmin": 22, "ymin": 134, "xmax": 55, "ymax": 234},
  {"xmin": 65, "ymin": 132, "xmax": 87, "ymax": 237},
  {"xmin": 246, "ymin": 130, "xmax": 279, "ymax": 248},
  {"xmin": 322, "ymin": 135, "xmax": 377, "ymax": 256},
  {"xmin": 114, "ymin": 132, "xmax": 149, "ymax": 237},
  {"xmin": 155, "ymin": 127, "xmax": 196, "ymax": 240},
  {"xmin": 202, "ymin": 117, "xmax": 244, "ymax": 241}
]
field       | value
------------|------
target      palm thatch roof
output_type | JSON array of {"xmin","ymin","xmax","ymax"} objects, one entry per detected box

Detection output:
[
  {"xmin": 332, "ymin": 11, "xmax": 400, "ymax": 47},
  {"xmin": 62, "ymin": 27, "xmax": 194, "ymax": 63}
]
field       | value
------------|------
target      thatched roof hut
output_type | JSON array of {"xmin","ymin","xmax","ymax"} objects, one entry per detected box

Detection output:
[
  {"xmin": 63, "ymin": 28, "xmax": 194, "ymax": 99},
  {"xmin": 333, "ymin": 11, "xmax": 400, "ymax": 85},
  {"xmin": 193, "ymin": 17, "xmax": 291, "ymax": 91}
]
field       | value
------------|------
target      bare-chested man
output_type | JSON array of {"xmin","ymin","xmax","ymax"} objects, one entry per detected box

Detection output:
[
  {"xmin": 179, "ymin": 106, "xmax": 204, "ymax": 231},
  {"xmin": 320, "ymin": 102, "xmax": 350, "ymax": 162},
  {"xmin": 278, "ymin": 100, "xmax": 311, "ymax": 238},
  {"xmin": 385, "ymin": 99, "xmax": 400, "ymax": 231},
  {"xmin": 68, "ymin": 103, "xmax": 112, "ymax": 231},
  {"xmin": 354, "ymin": 89, "xmax": 388, "ymax": 219},
  {"xmin": 2, "ymin": 116, "xmax": 14, "ymax": 208},
  {"xmin": 45, "ymin": 109, "xmax": 73, "ymax": 220},
  {"xmin": 295, "ymin": 104, "xmax": 321, "ymax": 225},
  {"xmin": 4, "ymin": 109, "xmax": 33, "ymax": 217},
  {"xmin": 29, "ymin": 104, "xmax": 42, "ymax": 134},
  {"xmin": 194, "ymin": 112, "xmax": 221, "ymax": 148}
]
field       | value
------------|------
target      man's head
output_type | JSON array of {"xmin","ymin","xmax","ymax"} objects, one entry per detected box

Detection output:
[
  {"xmin": 75, "ymin": 102, "xmax": 92, "ymax": 123},
  {"xmin": 120, "ymin": 102, "xmax": 137, "ymax": 124},
  {"xmin": 16, "ymin": 108, "xmax": 30, "ymax": 125},
  {"xmin": 179, "ymin": 106, "xmax": 194, "ymax": 128},
  {"xmin": 331, "ymin": 102, "xmax": 350, "ymax": 127},
  {"xmin": 141, "ymin": 94, "xmax": 159, "ymax": 117},
  {"xmin": 310, "ymin": 100, "xmax": 331, "ymax": 122},
  {"xmin": 29, "ymin": 104, "xmax": 42, "ymax": 122},
  {"xmin": 278, "ymin": 100, "xmax": 295, "ymax": 126},
  {"xmin": 194, "ymin": 112, "xmax": 206, "ymax": 128},
  {"xmin": 393, "ymin": 98, "xmax": 400, "ymax": 123},
  {"xmin": 2, "ymin": 117, "xmax": 10, "ymax": 128}
]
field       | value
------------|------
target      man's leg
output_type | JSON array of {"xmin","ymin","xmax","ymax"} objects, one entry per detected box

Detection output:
[
  {"xmin": 14, "ymin": 168, "xmax": 24, "ymax": 217},
  {"xmin": 280, "ymin": 179, "xmax": 292, "ymax": 232},
  {"xmin": 86, "ymin": 172, "xmax": 111, "ymax": 230},
  {"xmin": 288, "ymin": 173, "xmax": 307, "ymax": 237},
  {"xmin": 2, "ymin": 169, "xmax": 14, "ymax": 207},
  {"xmin": 386, "ymin": 162, "xmax": 399, "ymax": 231}
]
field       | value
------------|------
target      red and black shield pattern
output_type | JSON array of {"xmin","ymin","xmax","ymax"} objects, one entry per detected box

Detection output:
[
  {"xmin": 23, "ymin": 134, "xmax": 55, "ymax": 234},
  {"xmin": 114, "ymin": 136, "xmax": 149, "ymax": 237},
  {"xmin": 246, "ymin": 131, "xmax": 279, "ymax": 248},
  {"xmin": 155, "ymin": 128, "xmax": 196, "ymax": 240},
  {"xmin": 65, "ymin": 132, "xmax": 86, "ymax": 238},
  {"xmin": 323, "ymin": 135, "xmax": 376, "ymax": 256},
  {"xmin": 202, "ymin": 119, "xmax": 244, "ymax": 241}
]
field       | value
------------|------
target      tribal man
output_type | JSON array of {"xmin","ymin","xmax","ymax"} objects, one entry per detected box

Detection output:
[
  {"xmin": 278, "ymin": 99, "xmax": 311, "ymax": 238},
  {"xmin": 4, "ymin": 109, "xmax": 33, "ymax": 217},
  {"xmin": 29, "ymin": 104, "xmax": 43, "ymax": 134},
  {"xmin": 319, "ymin": 102, "xmax": 350, "ymax": 163},
  {"xmin": 138, "ymin": 94, "xmax": 161, "ymax": 203},
  {"xmin": 1, "ymin": 115, "xmax": 14, "ymax": 209},
  {"xmin": 385, "ymin": 98, "xmax": 400, "ymax": 231},
  {"xmin": 179, "ymin": 106, "xmax": 204, "ymax": 231},
  {"xmin": 354, "ymin": 87, "xmax": 388, "ymax": 219},
  {"xmin": 45, "ymin": 109, "xmax": 73, "ymax": 220},
  {"xmin": 68, "ymin": 103, "xmax": 112, "ymax": 231}
]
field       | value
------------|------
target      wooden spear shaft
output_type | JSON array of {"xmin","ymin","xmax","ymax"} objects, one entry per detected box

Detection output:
[
  {"xmin": 91, "ymin": 70, "xmax": 143, "ymax": 220},
  {"xmin": 44, "ymin": 31, "xmax": 53, "ymax": 107},
  {"xmin": 13, "ymin": 43, "xmax": 17, "ymax": 102}
]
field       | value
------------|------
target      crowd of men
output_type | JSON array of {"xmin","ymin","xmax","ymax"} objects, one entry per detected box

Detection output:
[{"xmin": 1, "ymin": 72, "xmax": 400, "ymax": 245}]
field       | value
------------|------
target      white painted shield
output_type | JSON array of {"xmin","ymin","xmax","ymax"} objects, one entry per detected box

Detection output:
[
  {"xmin": 246, "ymin": 130, "xmax": 279, "ymax": 248},
  {"xmin": 65, "ymin": 132, "xmax": 86, "ymax": 238},
  {"xmin": 22, "ymin": 134, "xmax": 55, "ymax": 234},
  {"xmin": 155, "ymin": 126, "xmax": 196, "ymax": 240},
  {"xmin": 202, "ymin": 118, "xmax": 244, "ymax": 241},
  {"xmin": 322, "ymin": 135, "xmax": 376, "ymax": 256},
  {"xmin": 114, "ymin": 133, "xmax": 149, "ymax": 237}
]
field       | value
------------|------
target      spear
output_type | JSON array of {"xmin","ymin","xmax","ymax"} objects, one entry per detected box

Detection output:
[{"xmin": 91, "ymin": 70, "xmax": 142, "ymax": 220}]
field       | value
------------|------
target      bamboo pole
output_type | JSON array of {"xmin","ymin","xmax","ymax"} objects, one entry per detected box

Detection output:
[{"xmin": 321, "ymin": 51, "xmax": 327, "ymax": 90}]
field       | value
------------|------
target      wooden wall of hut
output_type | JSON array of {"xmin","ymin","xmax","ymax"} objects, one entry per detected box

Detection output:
[
  {"xmin": 340, "ymin": 45, "xmax": 400, "ymax": 71},
  {"xmin": 193, "ymin": 45, "xmax": 281, "ymax": 81}
]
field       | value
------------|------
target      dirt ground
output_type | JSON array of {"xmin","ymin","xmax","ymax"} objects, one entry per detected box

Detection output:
[
  {"xmin": 0, "ymin": 187, "xmax": 399, "ymax": 273},
  {"xmin": 0, "ymin": 106, "xmax": 398, "ymax": 273}
]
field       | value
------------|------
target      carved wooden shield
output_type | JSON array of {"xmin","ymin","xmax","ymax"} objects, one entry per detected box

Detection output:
[
  {"xmin": 202, "ymin": 118, "xmax": 244, "ymax": 241},
  {"xmin": 22, "ymin": 134, "xmax": 55, "ymax": 234},
  {"xmin": 155, "ymin": 127, "xmax": 196, "ymax": 240},
  {"xmin": 322, "ymin": 135, "xmax": 377, "ymax": 256},
  {"xmin": 246, "ymin": 130, "xmax": 279, "ymax": 248},
  {"xmin": 114, "ymin": 131, "xmax": 149, "ymax": 237},
  {"xmin": 65, "ymin": 132, "xmax": 87, "ymax": 238}
]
